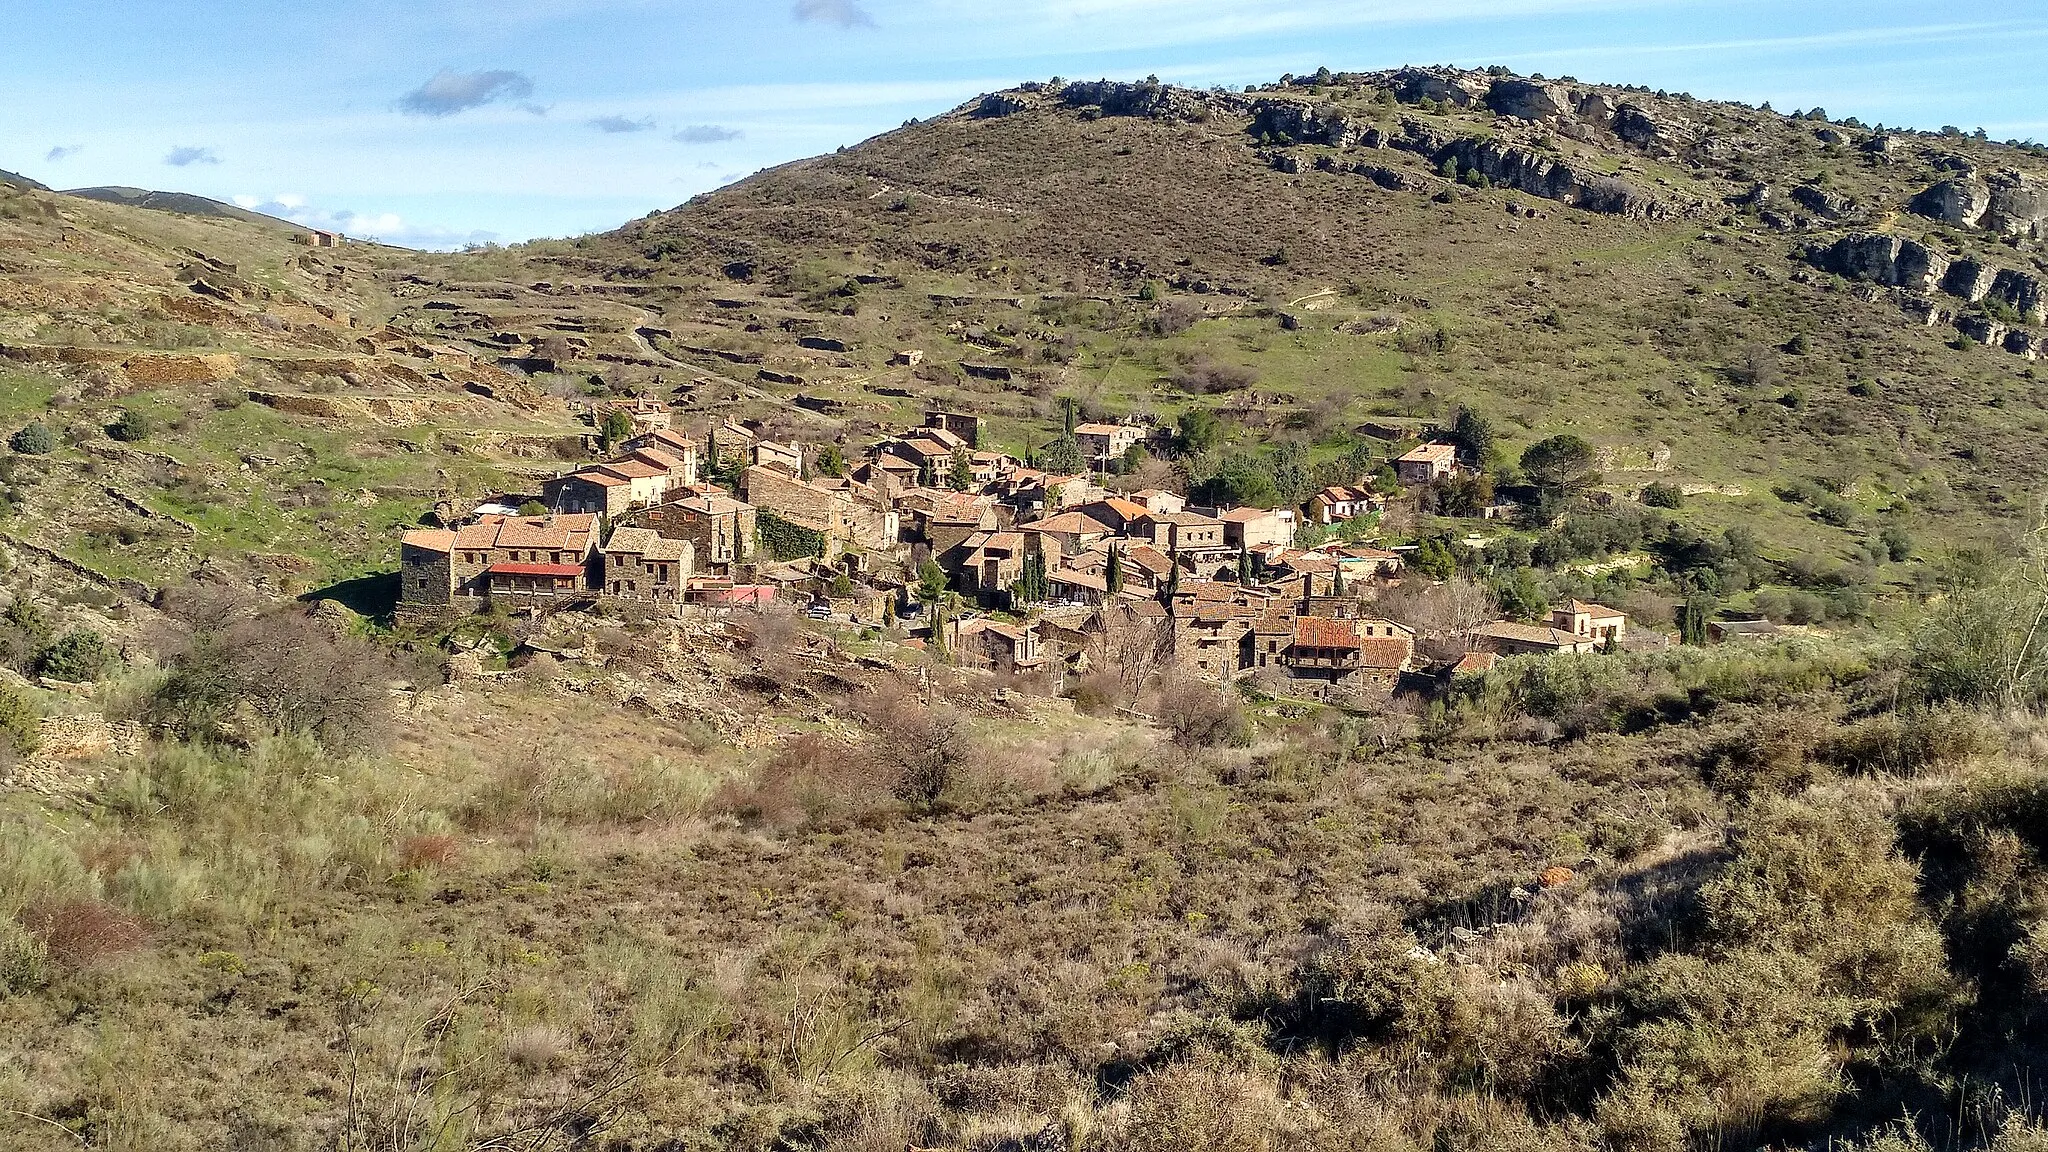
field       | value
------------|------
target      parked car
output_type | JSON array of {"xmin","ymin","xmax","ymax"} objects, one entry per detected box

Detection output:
[{"xmin": 806, "ymin": 602, "xmax": 834, "ymax": 620}]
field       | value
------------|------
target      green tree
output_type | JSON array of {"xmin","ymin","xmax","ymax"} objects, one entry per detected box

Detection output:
[
  {"xmin": 1521, "ymin": 434, "xmax": 1598, "ymax": 497},
  {"xmin": 1679, "ymin": 590, "xmax": 1717, "ymax": 646},
  {"xmin": 815, "ymin": 444, "xmax": 846, "ymax": 478},
  {"xmin": 1491, "ymin": 568, "xmax": 1548, "ymax": 621},
  {"xmin": 916, "ymin": 558, "xmax": 950, "ymax": 609},
  {"xmin": 1106, "ymin": 545, "xmax": 1124, "ymax": 595},
  {"xmin": 1198, "ymin": 453, "xmax": 1279, "ymax": 508},
  {"xmin": 517, "ymin": 500, "xmax": 549, "ymax": 516},
  {"xmin": 0, "ymin": 681, "xmax": 37, "ymax": 759},
  {"xmin": 600, "ymin": 408, "xmax": 635, "ymax": 446},
  {"xmin": 8, "ymin": 422, "xmax": 52, "ymax": 455},
  {"xmin": 1450, "ymin": 406, "xmax": 1495, "ymax": 465},
  {"xmin": 1237, "ymin": 545, "xmax": 1253, "ymax": 585},
  {"xmin": 948, "ymin": 448, "xmax": 975, "ymax": 491},
  {"xmin": 1641, "ymin": 481, "xmax": 1684, "ymax": 509},
  {"xmin": 1037, "ymin": 436, "xmax": 1085, "ymax": 476},
  {"xmin": 1176, "ymin": 408, "xmax": 1223, "ymax": 454}
]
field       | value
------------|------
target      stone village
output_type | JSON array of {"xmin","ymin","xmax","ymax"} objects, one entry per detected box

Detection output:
[{"xmin": 397, "ymin": 400, "xmax": 1652, "ymax": 701}]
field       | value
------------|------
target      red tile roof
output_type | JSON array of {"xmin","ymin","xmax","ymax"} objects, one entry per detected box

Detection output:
[
  {"xmin": 1359, "ymin": 636, "xmax": 1412, "ymax": 670},
  {"xmin": 401, "ymin": 529, "xmax": 454, "ymax": 552},
  {"xmin": 488, "ymin": 562, "xmax": 586, "ymax": 578},
  {"xmin": 1294, "ymin": 617, "xmax": 1362, "ymax": 648},
  {"xmin": 1398, "ymin": 442, "xmax": 1457, "ymax": 463}
]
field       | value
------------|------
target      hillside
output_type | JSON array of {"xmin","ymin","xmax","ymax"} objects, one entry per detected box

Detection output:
[{"xmin": 4, "ymin": 65, "xmax": 2048, "ymax": 1152}]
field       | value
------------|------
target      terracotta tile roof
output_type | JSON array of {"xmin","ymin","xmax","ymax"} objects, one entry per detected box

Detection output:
[
  {"xmin": 567, "ymin": 470, "xmax": 629, "ymax": 487},
  {"xmin": 1218, "ymin": 506, "xmax": 1279, "ymax": 522},
  {"xmin": 629, "ymin": 448, "xmax": 689, "ymax": 472},
  {"xmin": 488, "ymin": 562, "xmax": 586, "ymax": 578},
  {"xmin": 1294, "ymin": 617, "xmax": 1362, "ymax": 649},
  {"xmin": 1123, "ymin": 544, "xmax": 1173, "ymax": 574},
  {"xmin": 1073, "ymin": 422, "xmax": 1133, "ymax": 436},
  {"xmin": 1029, "ymin": 512, "xmax": 1114, "ymax": 535},
  {"xmin": 1049, "ymin": 567, "xmax": 1107, "ymax": 592},
  {"xmin": 1092, "ymin": 497, "xmax": 1149, "ymax": 522},
  {"xmin": 1398, "ymin": 442, "xmax": 1457, "ymax": 463},
  {"xmin": 401, "ymin": 529, "xmax": 454, "ymax": 552},
  {"xmin": 1152, "ymin": 511, "xmax": 1223, "ymax": 527},
  {"xmin": 676, "ymin": 493, "xmax": 751, "ymax": 516},
  {"xmin": 1315, "ymin": 485, "xmax": 1373, "ymax": 502},
  {"xmin": 1359, "ymin": 636, "xmax": 1413, "ymax": 671},
  {"xmin": 1567, "ymin": 599, "xmax": 1626, "ymax": 618},
  {"xmin": 1478, "ymin": 621, "xmax": 1584, "ymax": 647},
  {"xmin": 597, "ymin": 460, "xmax": 666, "ymax": 480},
  {"xmin": 1453, "ymin": 651, "xmax": 1499, "ymax": 674}
]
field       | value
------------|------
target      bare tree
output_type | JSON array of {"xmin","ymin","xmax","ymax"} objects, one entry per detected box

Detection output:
[
  {"xmin": 1098, "ymin": 603, "xmax": 1176, "ymax": 701},
  {"xmin": 1375, "ymin": 577, "xmax": 1498, "ymax": 661}
]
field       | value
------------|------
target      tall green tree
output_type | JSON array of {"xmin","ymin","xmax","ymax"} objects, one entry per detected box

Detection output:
[
  {"xmin": 1038, "ymin": 436, "xmax": 1085, "ymax": 476},
  {"xmin": 1522, "ymin": 434, "xmax": 1598, "ymax": 497},
  {"xmin": 948, "ymin": 448, "xmax": 975, "ymax": 491},
  {"xmin": 600, "ymin": 408, "xmax": 635, "ymax": 447},
  {"xmin": 1450, "ymin": 406, "xmax": 1495, "ymax": 465},
  {"xmin": 1106, "ymin": 545, "xmax": 1124, "ymax": 595}
]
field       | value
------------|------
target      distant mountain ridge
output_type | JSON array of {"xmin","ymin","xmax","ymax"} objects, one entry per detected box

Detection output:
[{"xmin": 60, "ymin": 185, "xmax": 295, "ymax": 228}]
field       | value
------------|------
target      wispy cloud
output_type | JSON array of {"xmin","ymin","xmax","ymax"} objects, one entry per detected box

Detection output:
[
  {"xmin": 399, "ymin": 69, "xmax": 538, "ymax": 117},
  {"xmin": 165, "ymin": 145, "xmax": 220, "ymax": 166},
  {"xmin": 590, "ymin": 115, "xmax": 657, "ymax": 133},
  {"xmin": 45, "ymin": 145, "xmax": 81, "ymax": 162},
  {"xmin": 230, "ymin": 192, "xmax": 499, "ymax": 250},
  {"xmin": 673, "ymin": 124, "xmax": 743, "ymax": 143},
  {"xmin": 793, "ymin": 0, "xmax": 874, "ymax": 28}
]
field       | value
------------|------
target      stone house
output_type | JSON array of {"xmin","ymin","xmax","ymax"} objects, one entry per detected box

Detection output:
[
  {"xmin": 1072, "ymin": 422, "xmax": 1143, "ymax": 471},
  {"xmin": 1218, "ymin": 506, "xmax": 1298, "ymax": 550},
  {"xmin": 923, "ymin": 410, "xmax": 984, "ymax": 448},
  {"xmin": 1395, "ymin": 442, "xmax": 1460, "ymax": 486},
  {"xmin": 1286, "ymin": 616, "xmax": 1415, "ymax": 693},
  {"xmin": 947, "ymin": 530, "xmax": 1027, "ymax": 605},
  {"xmin": 399, "ymin": 513, "xmax": 602, "ymax": 610},
  {"xmin": 623, "ymin": 428, "xmax": 702, "ymax": 477},
  {"xmin": 1130, "ymin": 489, "xmax": 1186, "ymax": 515},
  {"xmin": 1134, "ymin": 511, "xmax": 1228, "ymax": 556},
  {"xmin": 742, "ymin": 465, "xmax": 896, "ymax": 554},
  {"xmin": 948, "ymin": 618, "xmax": 1046, "ymax": 674},
  {"xmin": 1025, "ymin": 511, "xmax": 1117, "ymax": 559},
  {"xmin": 1473, "ymin": 620, "xmax": 1600, "ymax": 656},
  {"xmin": 1076, "ymin": 496, "xmax": 1151, "ymax": 534},
  {"xmin": 602, "ymin": 527, "xmax": 693, "ymax": 604},
  {"xmin": 753, "ymin": 438, "xmax": 803, "ymax": 473},
  {"xmin": 1308, "ymin": 485, "xmax": 1378, "ymax": 525},
  {"xmin": 601, "ymin": 396, "xmax": 671, "ymax": 434},
  {"xmin": 621, "ymin": 493, "xmax": 756, "ymax": 576},
  {"xmin": 1552, "ymin": 600, "xmax": 1628, "ymax": 645}
]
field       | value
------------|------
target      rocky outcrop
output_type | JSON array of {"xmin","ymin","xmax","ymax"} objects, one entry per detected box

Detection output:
[
  {"xmin": 1814, "ymin": 232, "xmax": 2048, "ymax": 353},
  {"xmin": 975, "ymin": 93, "xmax": 1031, "ymax": 118},
  {"xmin": 1387, "ymin": 67, "xmax": 1483, "ymax": 108},
  {"xmin": 1910, "ymin": 168, "xmax": 2048, "ymax": 239},
  {"xmin": 1392, "ymin": 123, "xmax": 1658, "ymax": 216},
  {"xmin": 1249, "ymin": 101, "xmax": 1385, "ymax": 148},
  {"xmin": 1313, "ymin": 156, "xmax": 1431, "ymax": 191},
  {"xmin": 1058, "ymin": 80, "xmax": 1239, "ymax": 121},
  {"xmin": 1790, "ymin": 185, "xmax": 1855, "ymax": 220}
]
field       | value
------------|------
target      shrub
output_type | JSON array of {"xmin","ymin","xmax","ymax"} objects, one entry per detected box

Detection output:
[
  {"xmin": 146, "ymin": 584, "xmax": 393, "ymax": 751},
  {"xmin": 17, "ymin": 898, "xmax": 149, "ymax": 970},
  {"xmin": 35, "ymin": 629, "xmax": 113, "ymax": 681},
  {"xmin": 107, "ymin": 408, "xmax": 152, "ymax": 442},
  {"xmin": 8, "ymin": 422, "xmax": 52, "ymax": 455},
  {"xmin": 862, "ymin": 688, "xmax": 966, "ymax": 810},
  {"xmin": 0, "ymin": 682, "xmax": 38, "ymax": 761},
  {"xmin": 1156, "ymin": 681, "xmax": 1248, "ymax": 748},
  {"xmin": 1641, "ymin": 481, "xmax": 1683, "ymax": 508}
]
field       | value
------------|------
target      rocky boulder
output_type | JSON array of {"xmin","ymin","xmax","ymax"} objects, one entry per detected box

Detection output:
[
  {"xmin": 1484, "ymin": 79, "xmax": 1568, "ymax": 121},
  {"xmin": 1911, "ymin": 175, "xmax": 1989, "ymax": 226},
  {"xmin": 1911, "ymin": 169, "xmax": 2048, "ymax": 238},
  {"xmin": 1813, "ymin": 233, "xmax": 1947, "ymax": 292},
  {"xmin": 1249, "ymin": 100, "xmax": 1384, "ymax": 147},
  {"xmin": 1791, "ymin": 184, "xmax": 1855, "ymax": 220},
  {"xmin": 1388, "ymin": 67, "xmax": 1481, "ymax": 108}
]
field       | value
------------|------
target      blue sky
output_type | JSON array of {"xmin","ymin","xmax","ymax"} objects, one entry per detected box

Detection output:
[{"xmin": 4, "ymin": 0, "xmax": 2046, "ymax": 249}]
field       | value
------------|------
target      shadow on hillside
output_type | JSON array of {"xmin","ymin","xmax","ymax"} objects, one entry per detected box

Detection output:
[{"xmin": 303, "ymin": 571, "xmax": 400, "ymax": 623}]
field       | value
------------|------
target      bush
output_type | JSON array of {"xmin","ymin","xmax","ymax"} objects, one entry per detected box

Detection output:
[
  {"xmin": 8, "ymin": 422, "xmax": 51, "ymax": 455},
  {"xmin": 107, "ymin": 408, "xmax": 152, "ymax": 442},
  {"xmin": 861, "ymin": 687, "xmax": 966, "ymax": 810},
  {"xmin": 35, "ymin": 629, "xmax": 113, "ymax": 681},
  {"xmin": 146, "ymin": 585, "xmax": 392, "ymax": 751},
  {"xmin": 1641, "ymin": 481, "xmax": 1683, "ymax": 508},
  {"xmin": 17, "ymin": 898, "xmax": 149, "ymax": 970},
  {"xmin": 1156, "ymin": 681, "xmax": 1248, "ymax": 748}
]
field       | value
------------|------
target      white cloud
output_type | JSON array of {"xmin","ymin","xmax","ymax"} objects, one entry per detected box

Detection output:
[
  {"xmin": 165, "ymin": 145, "xmax": 220, "ymax": 166},
  {"xmin": 45, "ymin": 145, "xmax": 81, "ymax": 162},
  {"xmin": 232, "ymin": 194, "xmax": 261, "ymax": 209},
  {"xmin": 589, "ymin": 115, "xmax": 657, "ymax": 133},
  {"xmin": 399, "ymin": 69, "xmax": 537, "ymax": 117},
  {"xmin": 674, "ymin": 124, "xmax": 743, "ymax": 143},
  {"xmin": 793, "ymin": 0, "xmax": 874, "ymax": 28}
]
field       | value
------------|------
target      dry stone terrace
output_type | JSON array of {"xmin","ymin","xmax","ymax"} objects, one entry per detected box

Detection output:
[{"xmin": 392, "ymin": 404, "xmax": 1652, "ymax": 698}]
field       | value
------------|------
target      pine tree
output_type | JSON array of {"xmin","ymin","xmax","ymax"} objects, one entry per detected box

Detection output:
[
  {"xmin": 1106, "ymin": 545, "xmax": 1124, "ymax": 595},
  {"xmin": 1237, "ymin": 545, "xmax": 1252, "ymax": 585}
]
